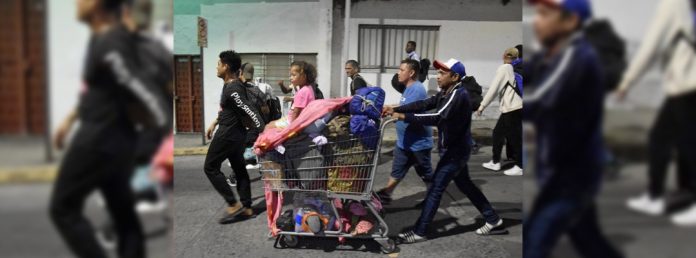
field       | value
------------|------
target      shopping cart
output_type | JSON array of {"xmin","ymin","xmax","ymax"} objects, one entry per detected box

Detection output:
[{"xmin": 259, "ymin": 118, "xmax": 397, "ymax": 254}]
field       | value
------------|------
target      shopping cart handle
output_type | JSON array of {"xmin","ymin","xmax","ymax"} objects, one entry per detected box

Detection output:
[{"xmin": 379, "ymin": 118, "xmax": 397, "ymax": 131}]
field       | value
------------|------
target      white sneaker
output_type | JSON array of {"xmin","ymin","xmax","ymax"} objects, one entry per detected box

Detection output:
[
  {"xmin": 475, "ymin": 219, "xmax": 507, "ymax": 235},
  {"xmin": 246, "ymin": 164, "xmax": 260, "ymax": 170},
  {"xmin": 398, "ymin": 230, "xmax": 427, "ymax": 244},
  {"xmin": 503, "ymin": 166, "xmax": 523, "ymax": 176},
  {"xmin": 136, "ymin": 201, "xmax": 167, "ymax": 214},
  {"xmin": 626, "ymin": 193, "xmax": 664, "ymax": 216},
  {"xmin": 671, "ymin": 204, "xmax": 696, "ymax": 226},
  {"xmin": 482, "ymin": 161, "xmax": 501, "ymax": 171}
]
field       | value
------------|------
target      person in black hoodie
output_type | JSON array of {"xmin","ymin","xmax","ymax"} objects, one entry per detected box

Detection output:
[
  {"xmin": 204, "ymin": 50, "xmax": 265, "ymax": 224},
  {"xmin": 384, "ymin": 58, "xmax": 505, "ymax": 243},
  {"xmin": 50, "ymin": 0, "xmax": 169, "ymax": 257}
]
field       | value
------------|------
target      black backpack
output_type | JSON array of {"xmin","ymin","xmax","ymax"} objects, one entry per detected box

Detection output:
[
  {"xmin": 243, "ymin": 82, "xmax": 272, "ymax": 123},
  {"xmin": 391, "ymin": 73, "xmax": 405, "ymax": 94},
  {"xmin": 418, "ymin": 59, "xmax": 431, "ymax": 82},
  {"xmin": 267, "ymin": 96, "xmax": 282, "ymax": 121},
  {"xmin": 461, "ymin": 76, "xmax": 483, "ymax": 111},
  {"xmin": 584, "ymin": 19, "xmax": 627, "ymax": 92}
]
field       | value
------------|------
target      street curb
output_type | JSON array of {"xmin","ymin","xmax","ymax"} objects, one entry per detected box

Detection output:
[
  {"xmin": 174, "ymin": 146, "xmax": 209, "ymax": 156},
  {"xmin": 0, "ymin": 165, "xmax": 57, "ymax": 184}
]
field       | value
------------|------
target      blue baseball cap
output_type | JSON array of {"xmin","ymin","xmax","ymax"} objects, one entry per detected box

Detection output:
[
  {"xmin": 433, "ymin": 58, "xmax": 466, "ymax": 78},
  {"xmin": 529, "ymin": 0, "xmax": 593, "ymax": 22}
]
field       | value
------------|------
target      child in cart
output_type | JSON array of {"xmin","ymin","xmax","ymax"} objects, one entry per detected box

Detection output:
[{"xmin": 266, "ymin": 61, "xmax": 318, "ymax": 130}]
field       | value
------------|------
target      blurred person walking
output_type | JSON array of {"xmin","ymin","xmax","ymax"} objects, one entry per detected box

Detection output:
[
  {"xmin": 376, "ymin": 59, "xmax": 434, "ymax": 205},
  {"xmin": 477, "ymin": 47, "xmax": 524, "ymax": 176},
  {"xmin": 123, "ymin": 0, "xmax": 174, "ymax": 213},
  {"xmin": 345, "ymin": 60, "xmax": 368, "ymax": 95},
  {"xmin": 204, "ymin": 51, "xmax": 265, "ymax": 224},
  {"xmin": 50, "ymin": 0, "xmax": 169, "ymax": 257},
  {"xmin": 616, "ymin": 0, "xmax": 696, "ymax": 225},
  {"xmin": 384, "ymin": 58, "xmax": 505, "ymax": 243},
  {"xmin": 524, "ymin": 0, "xmax": 623, "ymax": 257}
]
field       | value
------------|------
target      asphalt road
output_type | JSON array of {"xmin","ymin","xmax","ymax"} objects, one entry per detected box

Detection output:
[
  {"xmin": 173, "ymin": 146, "xmax": 524, "ymax": 258},
  {"xmin": 522, "ymin": 160, "xmax": 696, "ymax": 258},
  {"xmin": 0, "ymin": 183, "xmax": 172, "ymax": 258}
]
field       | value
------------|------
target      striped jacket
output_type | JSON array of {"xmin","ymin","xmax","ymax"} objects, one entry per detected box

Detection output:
[
  {"xmin": 394, "ymin": 82, "xmax": 472, "ymax": 162},
  {"xmin": 524, "ymin": 33, "xmax": 605, "ymax": 170}
]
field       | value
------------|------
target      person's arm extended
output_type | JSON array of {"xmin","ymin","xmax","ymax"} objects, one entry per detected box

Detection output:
[
  {"xmin": 393, "ymin": 94, "xmax": 438, "ymax": 114},
  {"xmin": 206, "ymin": 118, "xmax": 218, "ymax": 140},
  {"xmin": 616, "ymin": 0, "xmax": 672, "ymax": 96},
  {"xmin": 401, "ymin": 88, "xmax": 467, "ymax": 126},
  {"xmin": 54, "ymin": 108, "xmax": 78, "ymax": 149},
  {"xmin": 278, "ymin": 80, "xmax": 293, "ymax": 94},
  {"xmin": 478, "ymin": 64, "xmax": 509, "ymax": 115}
]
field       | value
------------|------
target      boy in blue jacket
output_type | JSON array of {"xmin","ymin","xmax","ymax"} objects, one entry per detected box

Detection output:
[{"xmin": 384, "ymin": 58, "xmax": 505, "ymax": 243}]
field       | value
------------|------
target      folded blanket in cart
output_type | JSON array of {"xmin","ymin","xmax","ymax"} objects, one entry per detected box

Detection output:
[{"xmin": 254, "ymin": 97, "xmax": 352, "ymax": 155}]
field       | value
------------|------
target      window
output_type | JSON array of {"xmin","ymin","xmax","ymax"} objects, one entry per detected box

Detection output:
[
  {"xmin": 239, "ymin": 53, "xmax": 317, "ymax": 96},
  {"xmin": 358, "ymin": 25, "xmax": 439, "ymax": 71}
]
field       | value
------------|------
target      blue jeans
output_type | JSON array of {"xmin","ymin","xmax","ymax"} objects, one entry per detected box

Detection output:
[
  {"xmin": 524, "ymin": 165, "xmax": 622, "ymax": 258},
  {"xmin": 391, "ymin": 147, "xmax": 433, "ymax": 182},
  {"xmin": 414, "ymin": 155, "xmax": 500, "ymax": 236}
]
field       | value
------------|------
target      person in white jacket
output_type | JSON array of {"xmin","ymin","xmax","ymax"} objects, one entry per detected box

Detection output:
[
  {"xmin": 477, "ymin": 48, "xmax": 524, "ymax": 176},
  {"xmin": 616, "ymin": 0, "xmax": 696, "ymax": 226}
]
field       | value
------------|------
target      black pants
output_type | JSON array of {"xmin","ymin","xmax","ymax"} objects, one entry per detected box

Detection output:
[
  {"xmin": 49, "ymin": 140, "xmax": 144, "ymax": 258},
  {"xmin": 648, "ymin": 92, "xmax": 696, "ymax": 198},
  {"xmin": 492, "ymin": 109, "xmax": 523, "ymax": 167},
  {"xmin": 203, "ymin": 135, "xmax": 252, "ymax": 208}
]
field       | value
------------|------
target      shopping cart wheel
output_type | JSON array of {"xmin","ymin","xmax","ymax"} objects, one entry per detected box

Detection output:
[
  {"xmin": 282, "ymin": 235, "xmax": 299, "ymax": 248},
  {"xmin": 379, "ymin": 239, "xmax": 397, "ymax": 254}
]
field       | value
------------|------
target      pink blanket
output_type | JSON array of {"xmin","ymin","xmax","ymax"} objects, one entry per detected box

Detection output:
[{"xmin": 254, "ymin": 97, "xmax": 352, "ymax": 154}]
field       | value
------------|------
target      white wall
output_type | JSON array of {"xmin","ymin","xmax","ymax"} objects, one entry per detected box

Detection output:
[
  {"xmin": 199, "ymin": 0, "xmax": 332, "ymax": 128},
  {"xmin": 48, "ymin": 1, "xmax": 89, "ymax": 133},
  {"xmin": 347, "ymin": 18, "xmax": 522, "ymax": 109}
]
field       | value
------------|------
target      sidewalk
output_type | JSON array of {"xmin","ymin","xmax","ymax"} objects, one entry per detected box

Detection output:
[
  {"xmin": 0, "ymin": 136, "xmax": 58, "ymax": 184},
  {"xmin": 603, "ymin": 107, "xmax": 656, "ymax": 161}
]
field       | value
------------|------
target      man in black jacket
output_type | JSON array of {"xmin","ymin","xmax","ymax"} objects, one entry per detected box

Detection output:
[
  {"xmin": 345, "ymin": 60, "xmax": 368, "ymax": 95},
  {"xmin": 204, "ymin": 50, "xmax": 265, "ymax": 224},
  {"xmin": 384, "ymin": 58, "xmax": 505, "ymax": 243}
]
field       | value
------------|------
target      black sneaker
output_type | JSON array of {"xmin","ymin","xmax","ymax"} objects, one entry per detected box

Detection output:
[
  {"xmin": 376, "ymin": 190, "xmax": 392, "ymax": 205},
  {"xmin": 227, "ymin": 174, "xmax": 237, "ymax": 187},
  {"xmin": 471, "ymin": 143, "xmax": 481, "ymax": 155}
]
